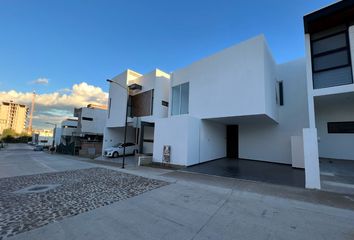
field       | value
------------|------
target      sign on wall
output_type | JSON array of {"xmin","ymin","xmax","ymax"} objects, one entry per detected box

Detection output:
[{"xmin": 163, "ymin": 145, "xmax": 171, "ymax": 163}]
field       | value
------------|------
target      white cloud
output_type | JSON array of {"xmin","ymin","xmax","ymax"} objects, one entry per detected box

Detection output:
[
  {"xmin": 0, "ymin": 82, "xmax": 108, "ymax": 128},
  {"xmin": 31, "ymin": 78, "xmax": 49, "ymax": 85}
]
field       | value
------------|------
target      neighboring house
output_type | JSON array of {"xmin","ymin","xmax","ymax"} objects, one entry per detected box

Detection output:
[
  {"xmin": 56, "ymin": 105, "xmax": 107, "ymax": 156},
  {"xmin": 302, "ymin": 0, "xmax": 354, "ymax": 188},
  {"xmin": 103, "ymin": 69, "xmax": 170, "ymax": 155},
  {"xmin": 103, "ymin": 0, "xmax": 354, "ymax": 190},
  {"xmin": 74, "ymin": 104, "xmax": 107, "ymax": 156},
  {"xmin": 32, "ymin": 129, "xmax": 53, "ymax": 147},
  {"xmin": 54, "ymin": 118, "xmax": 78, "ymax": 154},
  {"xmin": 0, "ymin": 101, "xmax": 28, "ymax": 134}
]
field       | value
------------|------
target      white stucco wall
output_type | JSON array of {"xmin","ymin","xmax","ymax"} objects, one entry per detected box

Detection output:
[
  {"xmin": 170, "ymin": 35, "xmax": 277, "ymax": 122},
  {"xmin": 153, "ymin": 73, "xmax": 170, "ymax": 119},
  {"xmin": 61, "ymin": 119, "xmax": 78, "ymax": 136},
  {"xmin": 106, "ymin": 71, "xmax": 130, "ymax": 128},
  {"xmin": 199, "ymin": 120, "xmax": 226, "ymax": 163},
  {"xmin": 153, "ymin": 117, "xmax": 226, "ymax": 166},
  {"xmin": 315, "ymin": 95, "xmax": 354, "ymax": 160},
  {"xmin": 153, "ymin": 115, "xmax": 200, "ymax": 166},
  {"xmin": 79, "ymin": 108, "xmax": 107, "ymax": 134},
  {"xmin": 239, "ymin": 59, "xmax": 309, "ymax": 164},
  {"xmin": 263, "ymin": 41, "xmax": 278, "ymax": 122}
]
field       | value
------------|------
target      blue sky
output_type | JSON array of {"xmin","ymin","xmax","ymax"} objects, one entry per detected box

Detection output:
[
  {"xmin": 0, "ymin": 0, "xmax": 335, "ymax": 93},
  {"xmin": 0, "ymin": 0, "xmax": 335, "ymax": 128}
]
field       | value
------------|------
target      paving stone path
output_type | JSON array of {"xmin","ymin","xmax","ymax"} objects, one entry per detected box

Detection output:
[{"xmin": 0, "ymin": 167, "xmax": 168, "ymax": 239}]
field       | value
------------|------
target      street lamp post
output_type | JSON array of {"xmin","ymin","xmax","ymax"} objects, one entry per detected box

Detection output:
[
  {"xmin": 106, "ymin": 79, "xmax": 129, "ymax": 169},
  {"xmin": 45, "ymin": 122, "xmax": 57, "ymax": 148}
]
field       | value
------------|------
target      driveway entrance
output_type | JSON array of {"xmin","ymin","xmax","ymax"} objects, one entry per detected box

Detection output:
[{"xmin": 185, "ymin": 158, "xmax": 305, "ymax": 188}]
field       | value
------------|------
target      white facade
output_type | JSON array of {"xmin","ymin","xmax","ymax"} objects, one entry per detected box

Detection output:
[
  {"xmin": 103, "ymin": 1, "xmax": 354, "ymax": 190},
  {"xmin": 103, "ymin": 69, "xmax": 170, "ymax": 153},
  {"xmin": 153, "ymin": 36, "xmax": 309, "ymax": 168},
  {"xmin": 170, "ymin": 35, "xmax": 278, "ymax": 122},
  {"xmin": 75, "ymin": 106, "xmax": 107, "ymax": 135},
  {"xmin": 302, "ymin": 1, "xmax": 354, "ymax": 189},
  {"xmin": 60, "ymin": 119, "xmax": 78, "ymax": 137}
]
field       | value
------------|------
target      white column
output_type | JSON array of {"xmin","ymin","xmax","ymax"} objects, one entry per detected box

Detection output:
[
  {"xmin": 305, "ymin": 34, "xmax": 316, "ymax": 128},
  {"xmin": 303, "ymin": 34, "xmax": 321, "ymax": 189},
  {"xmin": 303, "ymin": 128, "xmax": 321, "ymax": 189}
]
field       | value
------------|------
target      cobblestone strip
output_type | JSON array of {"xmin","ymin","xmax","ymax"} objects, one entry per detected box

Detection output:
[{"xmin": 0, "ymin": 167, "xmax": 168, "ymax": 239}]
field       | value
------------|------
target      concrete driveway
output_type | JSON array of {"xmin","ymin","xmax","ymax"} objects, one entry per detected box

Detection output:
[{"xmin": 1, "ymin": 144, "xmax": 354, "ymax": 240}]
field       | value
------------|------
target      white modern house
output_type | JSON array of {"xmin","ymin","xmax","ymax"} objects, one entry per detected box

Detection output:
[
  {"xmin": 153, "ymin": 35, "xmax": 309, "ymax": 168},
  {"xmin": 303, "ymin": 0, "xmax": 354, "ymax": 189},
  {"xmin": 104, "ymin": 0, "xmax": 354, "ymax": 191},
  {"xmin": 55, "ymin": 105, "xmax": 108, "ymax": 156},
  {"xmin": 55, "ymin": 118, "xmax": 78, "ymax": 146},
  {"xmin": 103, "ymin": 69, "xmax": 170, "ymax": 155},
  {"xmin": 74, "ymin": 104, "xmax": 107, "ymax": 138}
]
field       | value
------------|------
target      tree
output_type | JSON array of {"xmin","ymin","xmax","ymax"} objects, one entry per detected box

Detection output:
[{"xmin": 1, "ymin": 128, "xmax": 17, "ymax": 138}]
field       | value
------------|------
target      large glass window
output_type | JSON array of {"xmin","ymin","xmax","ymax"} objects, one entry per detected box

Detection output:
[
  {"xmin": 311, "ymin": 26, "xmax": 353, "ymax": 89},
  {"xmin": 171, "ymin": 82, "xmax": 189, "ymax": 116}
]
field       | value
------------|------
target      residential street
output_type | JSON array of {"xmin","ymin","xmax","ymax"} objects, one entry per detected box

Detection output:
[{"xmin": 0, "ymin": 144, "xmax": 354, "ymax": 240}]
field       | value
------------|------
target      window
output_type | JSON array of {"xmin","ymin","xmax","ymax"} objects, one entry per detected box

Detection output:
[
  {"xmin": 278, "ymin": 81, "xmax": 284, "ymax": 106},
  {"xmin": 82, "ymin": 117, "xmax": 93, "ymax": 121},
  {"xmin": 171, "ymin": 82, "xmax": 189, "ymax": 116},
  {"xmin": 328, "ymin": 122, "xmax": 354, "ymax": 134},
  {"xmin": 311, "ymin": 25, "xmax": 353, "ymax": 89}
]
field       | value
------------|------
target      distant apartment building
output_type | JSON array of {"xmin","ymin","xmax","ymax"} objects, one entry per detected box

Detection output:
[{"xmin": 0, "ymin": 101, "xmax": 28, "ymax": 134}]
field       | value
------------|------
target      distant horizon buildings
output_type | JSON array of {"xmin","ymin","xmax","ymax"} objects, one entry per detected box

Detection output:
[{"xmin": 0, "ymin": 101, "xmax": 28, "ymax": 134}]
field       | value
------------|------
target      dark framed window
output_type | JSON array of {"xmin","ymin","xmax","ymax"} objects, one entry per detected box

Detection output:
[
  {"xmin": 311, "ymin": 25, "xmax": 353, "ymax": 89},
  {"xmin": 82, "ymin": 117, "xmax": 93, "ymax": 121},
  {"xmin": 327, "ymin": 122, "xmax": 354, "ymax": 134},
  {"xmin": 279, "ymin": 81, "xmax": 284, "ymax": 106}
]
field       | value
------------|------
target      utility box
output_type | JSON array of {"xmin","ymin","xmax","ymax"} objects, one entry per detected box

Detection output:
[{"xmin": 163, "ymin": 145, "xmax": 171, "ymax": 163}]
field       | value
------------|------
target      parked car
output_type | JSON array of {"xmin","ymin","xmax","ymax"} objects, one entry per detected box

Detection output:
[
  {"xmin": 33, "ymin": 145, "xmax": 44, "ymax": 151},
  {"xmin": 104, "ymin": 143, "xmax": 138, "ymax": 158}
]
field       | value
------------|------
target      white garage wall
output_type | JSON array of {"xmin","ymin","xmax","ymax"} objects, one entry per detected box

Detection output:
[
  {"xmin": 239, "ymin": 58, "xmax": 309, "ymax": 164},
  {"xmin": 102, "ymin": 127, "xmax": 135, "ymax": 152},
  {"xmin": 153, "ymin": 115, "xmax": 200, "ymax": 166},
  {"xmin": 315, "ymin": 96, "xmax": 354, "ymax": 160},
  {"xmin": 199, "ymin": 120, "xmax": 226, "ymax": 163}
]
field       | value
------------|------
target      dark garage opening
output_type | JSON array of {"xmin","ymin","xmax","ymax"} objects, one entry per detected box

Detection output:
[
  {"xmin": 185, "ymin": 158, "xmax": 305, "ymax": 188},
  {"xmin": 185, "ymin": 123, "xmax": 305, "ymax": 188}
]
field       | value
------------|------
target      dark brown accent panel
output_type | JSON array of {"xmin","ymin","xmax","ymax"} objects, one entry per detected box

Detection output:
[
  {"xmin": 131, "ymin": 90, "xmax": 153, "ymax": 117},
  {"xmin": 304, "ymin": 0, "xmax": 354, "ymax": 34}
]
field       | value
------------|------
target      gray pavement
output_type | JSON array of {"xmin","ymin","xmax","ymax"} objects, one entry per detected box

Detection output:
[{"xmin": 1, "ymin": 144, "xmax": 354, "ymax": 240}]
